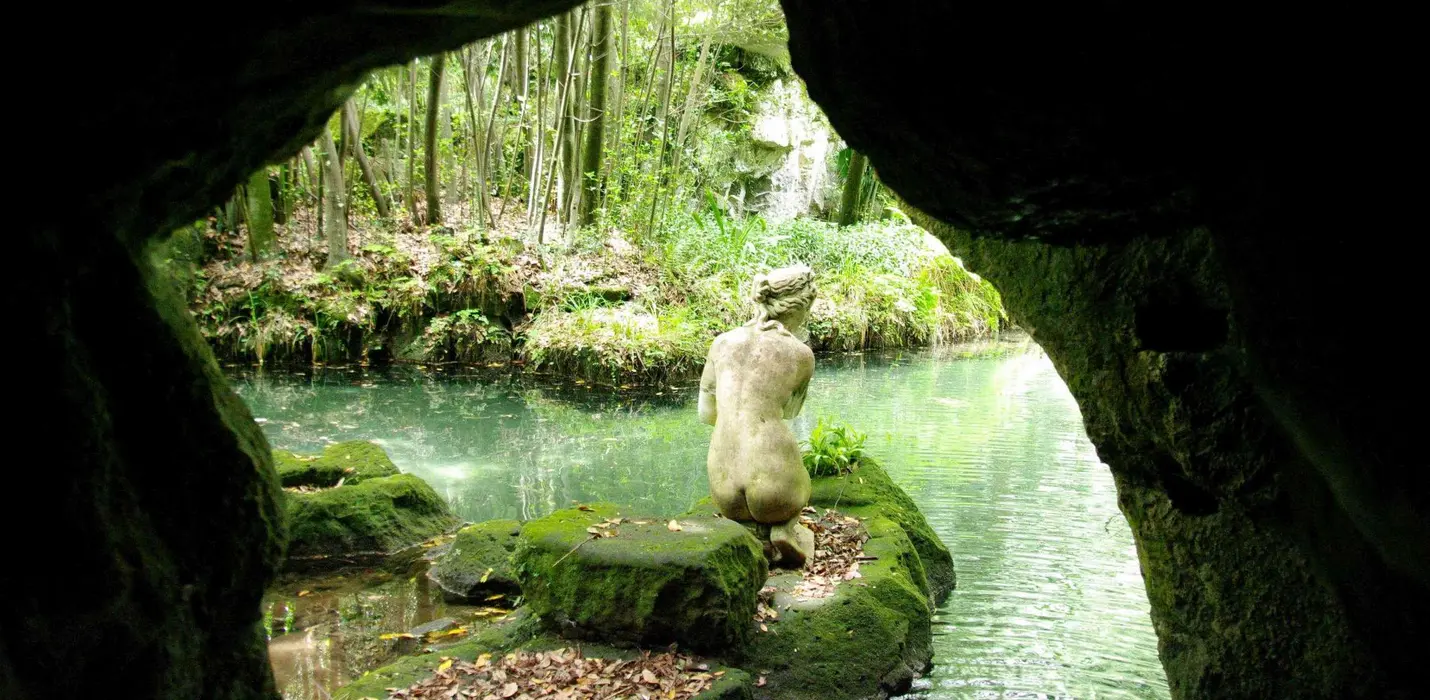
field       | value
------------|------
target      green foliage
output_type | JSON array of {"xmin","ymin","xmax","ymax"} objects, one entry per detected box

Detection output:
[{"xmin": 802, "ymin": 417, "xmax": 867, "ymax": 477}]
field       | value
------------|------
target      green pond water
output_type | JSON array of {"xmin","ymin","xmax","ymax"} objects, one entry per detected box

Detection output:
[{"xmin": 236, "ymin": 337, "xmax": 1170, "ymax": 699}]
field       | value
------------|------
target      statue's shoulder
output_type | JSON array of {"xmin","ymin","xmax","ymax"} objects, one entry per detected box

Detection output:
[{"xmin": 709, "ymin": 326, "xmax": 751, "ymax": 352}]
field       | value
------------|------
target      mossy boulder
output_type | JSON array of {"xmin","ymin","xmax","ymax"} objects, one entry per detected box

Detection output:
[
  {"xmin": 429, "ymin": 519, "xmax": 523, "ymax": 602},
  {"xmin": 739, "ymin": 515, "xmax": 934, "ymax": 700},
  {"xmin": 273, "ymin": 440, "xmax": 400, "ymax": 488},
  {"xmin": 285, "ymin": 473, "xmax": 460, "ymax": 567},
  {"xmin": 808, "ymin": 458, "xmax": 955, "ymax": 602},
  {"xmin": 515, "ymin": 504, "xmax": 768, "ymax": 651}
]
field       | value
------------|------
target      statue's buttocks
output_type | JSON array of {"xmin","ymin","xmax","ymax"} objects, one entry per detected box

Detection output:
[{"xmin": 700, "ymin": 266, "xmax": 817, "ymax": 566}]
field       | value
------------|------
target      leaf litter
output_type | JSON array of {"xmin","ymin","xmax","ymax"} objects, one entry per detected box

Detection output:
[
  {"xmin": 789, "ymin": 507, "xmax": 869, "ymax": 600},
  {"xmin": 388, "ymin": 647, "xmax": 724, "ymax": 700}
]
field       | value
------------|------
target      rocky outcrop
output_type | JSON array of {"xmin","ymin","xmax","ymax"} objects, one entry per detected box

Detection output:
[
  {"xmin": 272, "ymin": 440, "xmax": 400, "ymax": 488},
  {"xmin": 284, "ymin": 473, "xmax": 459, "ymax": 567},
  {"xmin": 515, "ymin": 504, "xmax": 768, "ymax": 651},
  {"xmin": 719, "ymin": 458, "xmax": 948, "ymax": 700},
  {"xmin": 428, "ymin": 519, "xmax": 523, "ymax": 602},
  {"xmin": 337, "ymin": 457, "xmax": 947, "ymax": 700},
  {"xmin": 808, "ymin": 458, "xmax": 954, "ymax": 603}
]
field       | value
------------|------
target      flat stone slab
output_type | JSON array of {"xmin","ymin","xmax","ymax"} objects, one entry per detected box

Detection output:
[{"xmin": 516, "ymin": 504, "xmax": 768, "ymax": 651}]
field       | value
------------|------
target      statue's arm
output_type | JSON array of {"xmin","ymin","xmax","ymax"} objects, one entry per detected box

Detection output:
[
  {"xmin": 782, "ymin": 350, "xmax": 815, "ymax": 420},
  {"xmin": 698, "ymin": 352, "xmax": 718, "ymax": 426},
  {"xmin": 783, "ymin": 377, "xmax": 809, "ymax": 420}
]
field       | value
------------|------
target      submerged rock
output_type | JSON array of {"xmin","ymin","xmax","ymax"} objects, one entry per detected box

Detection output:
[
  {"xmin": 429, "ymin": 519, "xmax": 523, "ymax": 602},
  {"xmin": 285, "ymin": 473, "xmax": 459, "ymax": 568},
  {"xmin": 273, "ymin": 440, "xmax": 400, "ymax": 488},
  {"xmin": 515, "ymin": 504, "xmax": 768, "ymax": 651}
]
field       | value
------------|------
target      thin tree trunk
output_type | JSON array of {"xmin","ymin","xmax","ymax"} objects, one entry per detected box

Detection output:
[
  {"xmin": 480, "ymin": 39, "xmax": 510, "ymax": 229},
  {"xmin": 566, "ymin": 8, "xmax": 593, "ymax": 224},
  {"xmin": 838, "ymin": 151, "xmax": 869, "ymax": 226},
  {"xmin": 554, "ymin": 12, "xmax": 575, "ymax": 223},
  {"xmin": 442, "ymin": 68, "xmax": 459, "ymax": 209},
  {"xmin": 512, "ymin": 27, "xmax": 532, "ymax": 196},
  {"xmin": 527, "ymin": 22, "xmax": 547, "ymax": 225},
  {"xmin": 406, "ymin": 59, "xmax": 418, "ymax": 211},
  {"xmin": 425, "ymin": 53, "xmax": 446, "ymax": 225},
  {"xmin": 301, "ymin": 146, "xmax": 320, "ymax": 245},
  {"xmin": 274, "ymin": 162, "xmax": 289, "ymax": 225},
  {"xmin": 245, "ymin": 167, "xmax": 275, "ymax": 260},
  {"xmin": 318, "ymin": 128, "xmax": 349, "ymax": 269},
  {"xmin": 578, "ymin": 0, "xmax": 613, "ymax": 228},
  {"xmin": 673, "ymin": 32, "xmax": 714, "ymax": 164},
  {"xmin": 461, "ymin": 43, "xmax": 492, "ymax": 226},
  {"xmin": 343, "ymin": 99, "xmax": 391, "ymax": 218},
  {"xmin": 601, "ymin": 0, "xmax": 631, "ymax": 214},
  {"xmin": 300, "ymin": 146, "xmax": 320, "ymax": 197},
  {"xmin": 646, "ymin": 0, "xmax": 676, "ymax": 236},
  {"xmin": 539, "ymin": 9, "xmax": 587, "ymax": 243}
]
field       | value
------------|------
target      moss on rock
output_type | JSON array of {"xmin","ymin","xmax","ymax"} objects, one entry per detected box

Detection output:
[
  {"xmin": 285, "ymin": 474, "xmax": 459, "ymax": 566},
  {"xmin": 808, "ymin": 458, "xmax": 955, "ymax": 602},
  {"xmin": 429, "ymin": 519, "xmax": 523, "ymax": 602},
  {"xmin": 739, "ymin": 515, "xmax": 933, "ymax": 700},
  {"xmin": 274, "ymin": 440, "xmax": 400, "ymax": 488},
  {"xmin": 515, "ymin": 504, "xmax": 768, "ymax": 651}
]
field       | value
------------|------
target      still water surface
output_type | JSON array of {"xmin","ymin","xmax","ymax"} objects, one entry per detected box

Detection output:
[{"xmin": 235, "ymin": 338, "xmax": 1169, "ymax": 699}]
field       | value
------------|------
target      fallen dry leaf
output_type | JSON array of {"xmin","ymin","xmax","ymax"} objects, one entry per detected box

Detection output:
[
  {"xmin": 387, "ymin": 648, "xmax": 719, "ymax": 700},
  {"xmin": 756, "ymin": 676, "xmax": 767, "ymax": 687},
  {"xmin": 789, "ymin": 508, "xmax": 870, "ymax": 600}
]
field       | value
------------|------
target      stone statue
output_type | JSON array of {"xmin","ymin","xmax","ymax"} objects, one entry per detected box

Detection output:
[{"xmin": 700, "ymin": 265, "xmax": 817, "ymax": 566}]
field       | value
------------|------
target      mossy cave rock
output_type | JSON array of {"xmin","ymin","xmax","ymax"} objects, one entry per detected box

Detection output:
[
  {"xmin": 515, "ymin": 504, "xmax": 768, "ymax": 651},
  {"xmin": 273, "ymin": 440, "xmax": 400, "ymax": 488},
  {"xmin": 429, "ymin": 519, "xmax": 523, "ymax": 602}
]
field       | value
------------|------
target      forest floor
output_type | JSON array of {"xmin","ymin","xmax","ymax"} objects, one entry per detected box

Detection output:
[{"xmin": 164, "ymin": 199, "xmax": 1005, "ymax": 383}]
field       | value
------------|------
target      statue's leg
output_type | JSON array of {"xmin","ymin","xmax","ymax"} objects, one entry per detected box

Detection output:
[{"xmin": 770, "ymin": 517, "xmax": 815, "ymax": 568}]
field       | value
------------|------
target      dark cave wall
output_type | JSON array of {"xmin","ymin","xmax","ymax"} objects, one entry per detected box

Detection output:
[
  {"xmin": 779, "ymin": 0, "xmax": 1426, "ymax": 697},
  {"xmin": 913, "ymin": 215, "xmax": 1403, "ymax": 697},
  {"xmin": 4, "ymin": 2, "xmax": 581, "ymax": 699}
]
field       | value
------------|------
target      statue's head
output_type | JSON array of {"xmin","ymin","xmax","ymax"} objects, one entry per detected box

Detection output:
[{"xmin": 751, "ymin": 265, "xmax": 816, "ymax": 337}]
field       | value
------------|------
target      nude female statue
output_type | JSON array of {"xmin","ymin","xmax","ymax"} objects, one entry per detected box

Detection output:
[{"xmin": 699, "ymin": 265, "xmax": 816, "ymax": 566}]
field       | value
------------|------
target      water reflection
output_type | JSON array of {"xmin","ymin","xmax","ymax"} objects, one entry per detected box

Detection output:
[
  {"xmin": 235, "ymin": 337, "xmax": 1169, "ymax": 699},
  {"xmin": 263, "ymin": 563, "xmax": 483, "ymax": 699}
]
